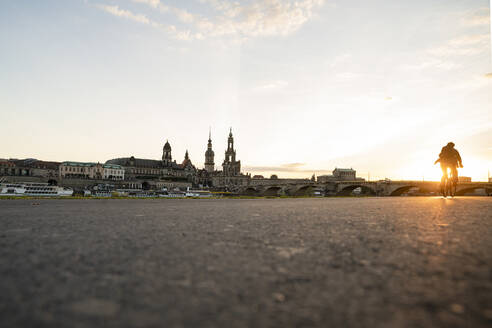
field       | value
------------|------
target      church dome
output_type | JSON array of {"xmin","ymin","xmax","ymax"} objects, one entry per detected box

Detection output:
[
  {"xmin": 163, "ymin": 140, "xmax": 171, "ymax": 151},
  {"xmin": 205, "ymin": 149, "xmax": 214, "ymax": 156}
]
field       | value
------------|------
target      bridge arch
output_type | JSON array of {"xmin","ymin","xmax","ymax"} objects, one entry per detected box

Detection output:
[
  {"xmin": 390, "ymin": 185, "xmax": 418, "ymax": 196},
  {"xmin": 293, "ymin": 185, "xmax": 313, "ymax": 196},
  {"xmin": 262, "ymin": 186, "xmax": 282, "ymax": 197},
  {"xmin": 455, "ymin": 186, "xmax": 488, "ymax": 196},
  {"xmin": 336, "ymin": 185, "xmax": 376, "ymax": 196},
  {"xmin": 243, "ymin": 187, "xmax": 258, "ymax": 196}
]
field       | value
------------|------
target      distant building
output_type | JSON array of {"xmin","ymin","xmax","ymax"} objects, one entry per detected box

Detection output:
[
  {"xmin": 253, "ymin": 175, "xmax": 264, "ymax": 179},
  {"xmin": 0, "ymin": 160, "xmax": 16, "ymax": 176},
  {"xmin": 211, "ymin": 129, "xmax": 250, "ymax": 188},
  {"xmin": 0, "ymin": 159, "xmax": 60, "ymax": 178},
  {"xmin": 60, "ymin": 162, "xmax": 103, "ymax": 179},
  {"xmin": 317, "ymin": 168, "xmax": 363, "ymax": 183},
  {"xmin": 333, "ymin": 168, "xmax": 356, "ymax": 180},
  {"xmin": 458, "ymin": 176, "xmax": 472, "ymax": 183},
  {"xmin": 196, "ymin": 129, "xmax": 252, "ymax": 188},
  {"xmin": 59, "ymin": 162, "xmax": 124, "ymax": 180},
  {"xmin": 106, "ymin": 140, "xmax": 196, "ymax": 181},
  {"xmin": 28, "ymin": 160, "xmax": 60, "ymax": 178},
  {"xmin": 103, "ymin": 164, "xmax": 125, "ymax": 180}
]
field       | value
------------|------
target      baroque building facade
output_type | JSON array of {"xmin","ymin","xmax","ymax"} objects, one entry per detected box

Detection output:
[
  {"xmin": 2, "ymin": 130, "xmax": 252, "ymax": 190},
  {"xmin": 206, "ymin": 129, "xmax": 250, "ymax": 188},
  {"xmin": 59, "ymin": 162, "xmax": 125, "ymax": 180},
  {"xmin": 194, "ymin": 128, "xmax": 251, "ymax": 189},
  {"xmin": 106, "ymin": 140, "xmax": 197, "ymax": 182},
  {"xmin": 0, "ymin": 159, "xmax": 60, "ymax": 178}
]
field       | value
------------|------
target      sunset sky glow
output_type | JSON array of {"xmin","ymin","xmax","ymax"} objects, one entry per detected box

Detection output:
[{"xmin": 1, "ymin": 0, "xmax": 491, "ymax": 181}]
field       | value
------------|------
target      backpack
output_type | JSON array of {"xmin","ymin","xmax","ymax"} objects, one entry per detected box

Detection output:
[{"xmin": 439, "ymin": 146, "xmax": 458, "ymax": 164}]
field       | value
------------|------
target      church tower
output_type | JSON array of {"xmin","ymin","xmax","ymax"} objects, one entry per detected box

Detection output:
[
  {"xmin": 162, "ymin": 140, "xmax": 172, "ymax": 165},
  {"xmin": 204, "ymin": 129, "xmax": 215, "ymax": 172},
  {"xmin": 182, "ymin": 150, "xmax": 194, "ymax": 170},
  {"xmin": 222, "ymin": 128, "xmax": 241, "ymax": 176},
  {"xmin": 224, "ymin": 128, "xmax": 236, "ymax": 163}
]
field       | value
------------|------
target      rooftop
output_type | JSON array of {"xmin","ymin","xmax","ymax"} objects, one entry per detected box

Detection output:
[{"xmin": 61, "ymin": 161, "xmax": 123, "ymax": 169}]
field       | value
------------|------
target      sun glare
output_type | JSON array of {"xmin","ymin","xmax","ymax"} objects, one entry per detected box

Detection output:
[
  {"xmin": 395, "ymin": 162, "xmax": 443, "ymax": 182},
  {"xmin": 459, "ymin": 157, "xmax": 490, "ymax": 182},
  {"xmin": 399, "ymin": 156, "xmax": 490, "ymax": 182}
]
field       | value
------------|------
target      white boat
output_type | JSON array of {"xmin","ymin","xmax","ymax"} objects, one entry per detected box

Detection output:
[
  {"xmin": 185, "ymin": 188, "xmax": 213, "ymax": 198},
  {"xmin": 0, "ymin": 182, "xmax": 73, "ymax": 197},
  {"xmin": 159, "ymin": 191, "xmax": 186, "ymax": 198},
  {"xmin": 129, "ymin": 192, "xmax": 156, "ymax": 198},
  {"xmin": 93, "ymin": 191, "xmax": 112, "ymax": 197}
]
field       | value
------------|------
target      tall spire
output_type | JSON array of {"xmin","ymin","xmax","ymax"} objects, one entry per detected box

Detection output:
[
  {"xmin": 205, "ymin": 129, "xmax": 215, "ymax": 172},
  {"xmin": 207, "ymin": 128, "xmax": 213, "ymax": 149}
]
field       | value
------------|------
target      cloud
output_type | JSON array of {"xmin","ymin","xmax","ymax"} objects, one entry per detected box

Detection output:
[
  {"xmin": 95, "ymin": 4, "xmax": 194, "ymax": 40},
  {"xmin": 98, "ymin": 0, "xmax": 327, "ymax": 41},
  {"xmin": 96, "ymin": 4, "xmax": 150, "ymax": 24},
  {"xmin": 132, "ymin": 0, "xmax": 161, "ymax": 9},
  {"xmin": 282, "ymin": 163, "xmax": 306, "ymax": 169},
  {"xmin": 244, "ymin": 163, "xmax": 333, "ymax": 174},
  {"xmin": 448, "ymin": 34, "xmax": 489, "ymax": 47},
  {"xmin": 222, "ymin": 0, "xmax": 325, "ymax": 37},
  {"xmin": 199, "ymin": 0, "xmax": 243, "ymax": 18},
  {"xmin": 427, "ymin": 34, "xmax": 488, "ymax": 57},
  {"xmin": 244, "ymin": 163, "xmax": 306, "ymax": 172},
  {"xmin": 404, "ymin": 33, "xmax": 488, "ymax": 72},
  {"xmin": 461, "ymin": 7, "xmax": 490, "ymax": 27},
  {"xmin": 244, "ymin": 166, "xmax": 330, "ymax": 174}
]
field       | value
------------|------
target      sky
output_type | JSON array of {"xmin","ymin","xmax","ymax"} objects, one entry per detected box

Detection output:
[{"xmin": 1, "ymin": 0, "xmax": 491, "ymax": 181}]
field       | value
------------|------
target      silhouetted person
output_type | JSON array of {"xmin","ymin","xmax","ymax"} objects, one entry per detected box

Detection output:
[{"xmin": 434, "ymin": 142, "xmax": 463, "ymax": 181}]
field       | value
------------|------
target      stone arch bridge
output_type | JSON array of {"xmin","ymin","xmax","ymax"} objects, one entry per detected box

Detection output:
[{"xmin": 236, "ymin": 180, "xmax": 492, "ymax": 197}]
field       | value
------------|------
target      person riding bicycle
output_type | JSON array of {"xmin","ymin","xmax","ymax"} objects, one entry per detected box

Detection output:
[{"xmin": 434, "ymin": 142, "xmax": 463, "ymax": 182}]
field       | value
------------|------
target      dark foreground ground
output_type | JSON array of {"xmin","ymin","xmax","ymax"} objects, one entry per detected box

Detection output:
[{"xmin": 0, "ymin": 197, "xmax": 491, "ymax": 328}]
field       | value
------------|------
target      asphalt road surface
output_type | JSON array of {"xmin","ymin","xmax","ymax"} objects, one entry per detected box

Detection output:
[{"xmin": 1, "ymin": 197, "xmax": 491, "ymax": 328}]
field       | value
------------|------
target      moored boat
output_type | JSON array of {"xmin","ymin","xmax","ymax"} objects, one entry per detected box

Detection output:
[{"xmin": 0, "ymin": 182, "xmax": 73, "ymax": 197}]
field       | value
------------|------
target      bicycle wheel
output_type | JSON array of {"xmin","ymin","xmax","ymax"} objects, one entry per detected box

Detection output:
[
  {"xmin": 440, "ymin": 178, "xmax": 447, "ymax": 197},
  {"xmin": 451, "ymin": 178, "xmax": 457, "ymax": 197},
  {"xmin": 446, "ymin": 179, "xmax": 454, "ymax": 197}
]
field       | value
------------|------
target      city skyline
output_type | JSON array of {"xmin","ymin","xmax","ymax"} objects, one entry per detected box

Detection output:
[
  {"xmin": 1, "ymin": 0, "xmax": 491, "ymax": 181},
  {"xmin": 1, "ymin": 127, "xmax": 490, "ymax": 182}
]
